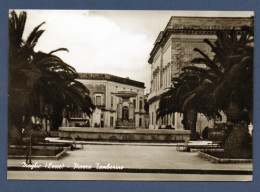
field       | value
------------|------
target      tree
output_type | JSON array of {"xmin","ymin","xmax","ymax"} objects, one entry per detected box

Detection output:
[
  {"xmin": 31, "ymin": 51, "xmax": 95, "ymax": 129},
  {"xmin": 190, "ymin": 27, "xmax": 254, "ymax": 156},
  {"xmin": 157, "ymin": 69, "xmax": 220, "ymax": 139},
  {"xmin": 191, "ymin": 27, "xmax": 254, "ymax": 123},
  {"xmin": 8, "ymin": 11, "xmax": 94, "ymax": 144},
  {"xmin": 157, "ymin": 27, "xmax": 253, "ymax": 139}
]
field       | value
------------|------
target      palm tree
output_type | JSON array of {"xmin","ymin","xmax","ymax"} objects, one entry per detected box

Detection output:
[
  {"xmin": 157, "ymin": 27, "xmax": 253, "ymax": 139},
  {"xmin": 8, "ymin": 10, "xmax": 94, "ymax": 144},
  {"xmin": 8, "ymin": 11, "xmax": 43, "ymax": 144},
  {"xmin": 31, "ymin": 51, "xmax": 95, "ymax": 130},
  {"xmin": 191, "ymin": 28, "xmax": 254, "ymax": 123},
  {"xmin": 157, "ymin": 69, "xmax": 220, "ymax": 139}
]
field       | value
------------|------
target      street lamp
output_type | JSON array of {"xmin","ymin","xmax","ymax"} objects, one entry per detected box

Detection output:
[
  {"xmin": 44, "ymin": 106, "xmax": 50, "ymax": 131},
  {"xmin": 26, "ymin": 117, "xmax": 32, "ymax": 165}
]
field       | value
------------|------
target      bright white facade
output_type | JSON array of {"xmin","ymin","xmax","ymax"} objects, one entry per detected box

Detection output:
[{"xmin": 75, "ymin": 73, "xmax": 147, "ymax": 128}]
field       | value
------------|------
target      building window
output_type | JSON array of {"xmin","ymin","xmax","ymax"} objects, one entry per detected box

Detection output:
[
  {"xmin": 139, "ymin": 97, "xmax": 142, "ymax": 110},
  {"xmin": 111, "ymin": 95, "xmax": 113, "ymax": 107},
  {"xmin": 133, "ymin": 99, "xmax": 136, "ymax": 109},
  {"xmin": 172, "ymin": 113, "xmax": 175, "ymax": 125},
  {"xmin": 139, "ymin": 118, "xmax": 142, "ymax": 127},
  {"xmin": 96, "ymin": 95, "xmax": 101, "ymax": 106},
  {"xmin": 168, "ymin": 68, "xmax": 171, "ymax": 87},
  {"xmin": 110, "ymin": 116, "xmax": 114, "ymax": 127},
  {"xmin": 151, "ymin": 112, "xmax": 154, "ymax": 125},
  {"xmin": 165, "ymin": 70, "xmax": 167, "ymax": 88}
]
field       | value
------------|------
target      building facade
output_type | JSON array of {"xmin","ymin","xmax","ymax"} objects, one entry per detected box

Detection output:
[
  {"xmin": 148, "ymin": 16, "xmax": 253, "ymax": 132},
  {"xmin": 71, "ymin": 73, "xmax": 147, "ymax": 128}
]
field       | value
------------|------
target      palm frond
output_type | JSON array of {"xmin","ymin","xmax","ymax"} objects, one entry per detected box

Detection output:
[
  {"xmin": 25, "ymin": 22, "xmax": 45, "ymax": 48},
  {"xmin": 49, "ymin": 48, "xmax": 69, "ymax": 54}
]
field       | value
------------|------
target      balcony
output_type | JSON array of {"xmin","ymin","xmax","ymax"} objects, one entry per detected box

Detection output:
[{"xmin": 147, "ymin": 88, "xmax": 168, "ymax": 103}]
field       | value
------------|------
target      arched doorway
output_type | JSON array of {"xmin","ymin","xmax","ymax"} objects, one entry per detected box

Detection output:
[{"xmin": 122, "ymin": 106, "xmax": 129, "ymax": 121}]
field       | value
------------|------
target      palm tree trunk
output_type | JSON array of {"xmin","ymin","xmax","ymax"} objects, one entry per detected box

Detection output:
[{"xmin": 184, "ymin": 108, "xmax": 198, "ymax": 140}]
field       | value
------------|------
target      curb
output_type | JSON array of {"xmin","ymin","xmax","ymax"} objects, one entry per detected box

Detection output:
[
  {"xmin": 7, "ymin": 167, "xmax": 253, "ymax": 175},
  {"xmin": 198, "ymin": 151, "xmax": 253, "ymax": 164}
]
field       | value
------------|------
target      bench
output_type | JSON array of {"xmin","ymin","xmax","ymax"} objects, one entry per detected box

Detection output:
[
  {"xmin": 176, "ymin": 138, "xmax": 190, "ymax": 151},
  {"xmin": 71, "ymin": 136, "xmax": 84, "ymax": 149}
]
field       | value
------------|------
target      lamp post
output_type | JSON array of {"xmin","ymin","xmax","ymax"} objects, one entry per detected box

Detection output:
[
  {"xmin": 26, "ymin": 117, "xmax": 32, "ymax": 165},
  {"xmin": 45, "ymin": 106, "xmax": 50, "ymax": 131},
  {"xmin": 28, "ymin": 120, "xmax": 32, "ymax": 164}
]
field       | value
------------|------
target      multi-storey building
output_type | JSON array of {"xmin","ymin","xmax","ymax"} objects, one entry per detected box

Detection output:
[
  {"xmin": 148, "ymin": 16, "xmax": 253, "ymax": 131},
  {"xmin": 71, "ymin": 73, "xmax": 147, "ymax": 128}
]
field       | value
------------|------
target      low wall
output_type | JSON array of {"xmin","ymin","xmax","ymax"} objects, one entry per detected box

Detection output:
[{"xmin": 58, "ymin": 127, "xmax": 191, "ymax": 143}]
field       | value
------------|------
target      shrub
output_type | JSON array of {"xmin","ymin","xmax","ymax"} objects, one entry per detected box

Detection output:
[
  {"xmin": 208, "ymin": 131, "xmax": 226, "ymax": 141},
  {"xmin": 166, "ymin": 125, "xmax": 172, "ymax": 129},
  {"xmin": 196, "ymin": 132, "xmax": 201, "ymax": 140},
  {"xmin": 8, "ymin": 126, "xmax": 23, "ymax": 145},
  {"xmin": 202, "ymin": 126, "xmax": 209, "ymax": 140},
  {"xmin": 215, "ymin": 123, "xmax": 228, "ymax": 130},
  {"xmin": 207, "ymin": 123, "xmax": 233, "ymax": 141},
  {"xmin": 190, "ymin": 132, "xmax": 201, "ymax": 140},
  {"xmin": 30, "ymin": 130, "xmax": 49, "ymax": 138},
  {"xmin": 23, "ymin": 129, "xmax": 49, "ymax": 144},
  {"xmin": 31, "ymin": 123, "xmax": 43, "ymax": 131},
  {"xmin": 224, "ymin": 122, "xmax": 252, "ymax": 159}
]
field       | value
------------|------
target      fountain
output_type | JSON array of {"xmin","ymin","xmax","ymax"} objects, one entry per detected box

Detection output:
[{"xmin": 114, "ymin": 91, "xmax": 137, "ymax": 129}]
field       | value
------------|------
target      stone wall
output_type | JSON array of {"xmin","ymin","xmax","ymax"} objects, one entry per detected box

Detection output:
[
  {"xmin": 84, "ymin": 83, "xmax": 107, "ymax": 106},
  {"xmin": 165, "ymin": 16, "xmax": 253, "ymax": 31},
  {"xmin": 171, "ymin": 35, "xmax": 215, "ymax": 78},
  {"xmin": 59, "ymin": 127, "xmax": 191, "ymax": 142}
]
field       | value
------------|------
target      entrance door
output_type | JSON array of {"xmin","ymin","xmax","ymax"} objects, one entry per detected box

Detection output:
[{"xmin": 122, "ymin": 106, "xmax": 129, "ymax": 121}]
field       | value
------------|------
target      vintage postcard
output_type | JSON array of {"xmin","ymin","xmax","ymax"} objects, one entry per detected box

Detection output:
[{"xmin": 7, "ymin": 10, "xmax": 254, "ymax": 181}]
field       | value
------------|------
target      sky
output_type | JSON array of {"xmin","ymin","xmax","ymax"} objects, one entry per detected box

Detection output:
[{"xmin": 18, "ymin": 10, "xmax": 254, "ymax": 93}]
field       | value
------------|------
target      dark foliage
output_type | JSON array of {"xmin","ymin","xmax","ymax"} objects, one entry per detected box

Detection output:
[
  {"xmin": 157, "ymin": 27, "xmax": 253, "ymax": 142},
  {"xmin": 8, "ymin": 11, "xmax": 95, "ymax": 144},
  {"xmin": 202, "ymin": 127, "xmax": 210, "ymax": 140}
]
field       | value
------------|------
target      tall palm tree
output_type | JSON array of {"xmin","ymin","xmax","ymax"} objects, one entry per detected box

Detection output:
[
  {"xmin": 157, "ymin": 68, "xmax": 220, "ymax": 138},
  {"xmin": 193, "ymin": 27, "xmax": 254, "ymax": 157},
  {"xmin": 31, "ymin": 51, "xmax": 95, "ymax": 129},
  {"xmin": 157, "ymin": 27, "xmax": 253, "ymax": 138},
  {"xmin": 8, "ymin": 11, "xmax": 94, "ymax": 144},
  {"xmin": 8, "ymin": 11, "xmax": 43, "ymax": 143},
  {"xmin": 191, "ymin": 28, "xmax": 254, "ymax": 123}
]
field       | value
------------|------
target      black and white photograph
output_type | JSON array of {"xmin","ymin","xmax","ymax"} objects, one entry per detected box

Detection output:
[{"xmin": 7, "ymin": 10, "xmax": 254, "ymax": 181}]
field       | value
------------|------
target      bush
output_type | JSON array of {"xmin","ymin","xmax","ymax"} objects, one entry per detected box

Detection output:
[
  {"xmin": 208, "ymin": 131, "xmax": 226, "ymax": 141},
  {"xmin": 215, "ymin": 123, "xmax": 228, "ymax": 130},
  {"xmin": 190, "ymin": 132, "xmax": 201, "ymax": 140},
  {"xmin": 30, "ymin": 130, "xmax": 49, "ymax": 138},
  {"xmin": 195, "ymin": 132, "xmax": 201, "ymax": 140},
  {"xmin": 8, "ymin": 126, "xmax": 23, "ymax": 145},
  {"xmin": 202, "ymin": 126, "xmax": 209, "ymax": 140},
  {"xmin": 207, "ymin": 123, "xmax": 233, "ymax": 141},
  {"xmin": 23, "ymin": 129, "xmax": 49, "ymax": 144},
  {"xmin": 224, "ymin": 122, "xmax": 252, "ymax": 159},
  {"xmin": 166, "ymin": 125, "xmax": 172, "ymax": 129}
]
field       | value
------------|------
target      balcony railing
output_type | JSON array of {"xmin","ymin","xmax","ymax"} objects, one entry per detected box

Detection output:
[{"xmin": 147, "ymin": 88, "xmax": 168, "ymax": 102}]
